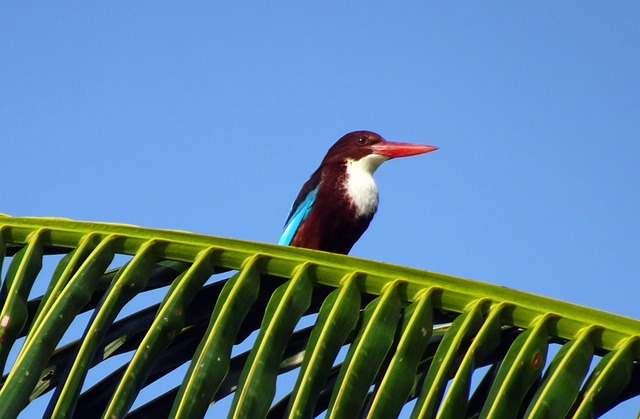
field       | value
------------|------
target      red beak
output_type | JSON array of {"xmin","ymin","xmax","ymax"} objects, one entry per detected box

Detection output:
[{"xmin": 371, "ymin": 141, "xmax": 439, "ymax": 158}]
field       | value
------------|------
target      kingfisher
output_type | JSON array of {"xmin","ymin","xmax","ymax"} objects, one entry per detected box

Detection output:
[{"xmin": 279, "ymin": 130, "xmax": 438, "ymax": 254}]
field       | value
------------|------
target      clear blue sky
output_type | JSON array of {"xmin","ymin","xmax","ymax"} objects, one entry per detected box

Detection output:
[{"xmin": 2, "ymin": 3, "xmax": 639, "ymax": 417}]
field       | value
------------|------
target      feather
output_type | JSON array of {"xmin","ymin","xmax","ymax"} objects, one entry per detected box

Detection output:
[{"xmin": 278, "ymin": 186, "xmax": 319, "ymax": 245}]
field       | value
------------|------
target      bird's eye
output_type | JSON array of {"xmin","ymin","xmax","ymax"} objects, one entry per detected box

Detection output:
[{"xmin": 356, "ymin": 137, "xmax": 368, "ymax": 145}]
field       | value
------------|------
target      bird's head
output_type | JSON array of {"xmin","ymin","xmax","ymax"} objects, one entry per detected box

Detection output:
[{"xmin": 321, "ymin": 130, "xmax": 438, "ymax": 174}]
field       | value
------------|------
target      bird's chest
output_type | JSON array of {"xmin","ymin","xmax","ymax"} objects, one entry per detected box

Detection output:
[{"xmin": 343, "ymin": 161, "xmax": 379, "ymax": 218}]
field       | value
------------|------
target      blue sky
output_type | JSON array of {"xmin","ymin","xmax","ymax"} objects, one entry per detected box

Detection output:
[{"xmin": 2, "ymin": 3, "xmax": 639, "ymax": 417}]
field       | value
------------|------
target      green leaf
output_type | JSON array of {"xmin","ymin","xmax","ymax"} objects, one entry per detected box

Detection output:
[
  {"xmin": 0, "ymin": 230, "xmax": 44, "ymax": 371},
  {"xmin": 102, "ymin": 247, "xmax": 218, "ymax": 417},
  {"xmin": 285, "ymin": 272, "xmax": 361, "ymax": 419},
  {"xmin": 0, "ymin": 234, "xmax": 117, "ymax": 418},
  {"xmin": 47, "ymin": 240, "xmax": 161, "ymax": 417},
  {"xmin": 479, "ymin": 313, "xmax": 556, "ymax": 419},
  {"xmin": 438, "ymin": 302, "xmax": 512, "ymax": 418},
  {"xmin": 411, "ymin": 298, "xmax": 488, "ymax": 419},
  {"xmin": 29, "ymin": 233, "xmax": 102, "ymax": 339},
  {"xmin": 573, "ymin": 336, "xmax": 639, "ymax": 418},
  {"xmin": 228, "ymin": 262, "xmax": 313, "ymax": 419},
  {"xmin": 170, "ymin": 254, "xmax": 261, "ymax": 418},
  {"xmin": 525, "ymin": 325, "xmax": 598, "ymax": 418},
  {"xmin": 328, "ymin": 280, "xmax": 403, "ymax": 418},
  {"xmin": 367, "ymin": 287, "xmax": 437, "ymax": 419}
]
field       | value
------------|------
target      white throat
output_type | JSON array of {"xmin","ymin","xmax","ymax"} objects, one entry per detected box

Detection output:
[{"xmin": 344, "ymin": 154, "xmax": 389, "ymax": 217}]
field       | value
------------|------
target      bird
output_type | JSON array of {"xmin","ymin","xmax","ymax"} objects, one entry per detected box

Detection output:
[{"xmin": 279, "ymin": 130, "xmax": 438, "ymax": 254}]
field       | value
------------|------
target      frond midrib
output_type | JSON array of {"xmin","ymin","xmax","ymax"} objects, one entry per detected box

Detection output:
[{"xmin": 1, "ymin": 215, "xmax": 638, "ymax": 356}]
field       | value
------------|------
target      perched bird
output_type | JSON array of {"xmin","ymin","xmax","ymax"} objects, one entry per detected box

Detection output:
[{"xmin": 279, "ymin": 131, "xmax": 438, "ymax": 254}]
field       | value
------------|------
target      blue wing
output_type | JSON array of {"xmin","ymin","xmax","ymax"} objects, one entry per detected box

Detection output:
[{"xmin": 278, "ymin": 187, "xmax": 318, "ymax": 246}]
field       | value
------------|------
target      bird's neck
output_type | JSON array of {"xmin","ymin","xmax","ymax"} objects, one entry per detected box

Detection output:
[{"xmin": 341, "ymin": 154, "xmax": 388, "ymax": 218}]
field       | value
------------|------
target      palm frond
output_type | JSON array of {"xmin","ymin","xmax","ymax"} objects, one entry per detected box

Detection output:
[{"xmin": 0, "ymin": 215, "xmax": 638, "ymax": 418}]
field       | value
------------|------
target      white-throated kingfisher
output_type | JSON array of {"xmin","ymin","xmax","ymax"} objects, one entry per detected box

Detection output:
[{"xmin": 279, "ymin": 131, "xmax": 438, "ymax": 254}]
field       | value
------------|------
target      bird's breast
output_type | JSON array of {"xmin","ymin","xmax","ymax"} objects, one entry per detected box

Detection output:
[{"xmin": 343, "ymin": 158, "xmax": 381, "ymax": 218}]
